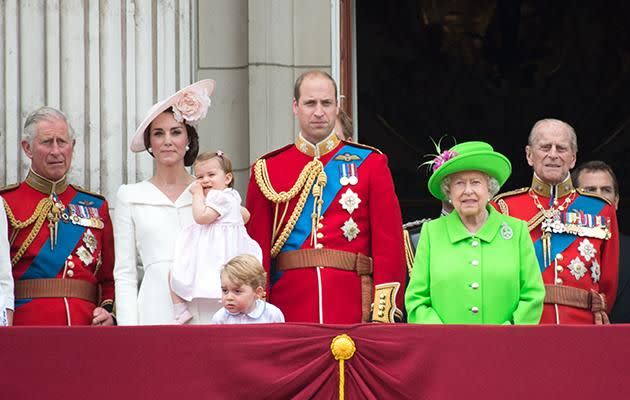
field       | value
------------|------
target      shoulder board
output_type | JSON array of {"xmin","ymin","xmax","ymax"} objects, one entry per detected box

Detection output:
[
  {"xmin": 492, "ymin": 187, "xmax": 529, "ymax": 202},
  {"xmin": 576, "ymin": 188, "xmax": 611, "ymax": 205},
  {"xmin": 256, "ymin": 144, "xmax": 294, "ymax": 161},
  {"xmin": 344, "ymin": 141, "xmax": 382, "ymax": 154},
  {"xmin": 0, "ymin": 182, "xmax": 20, "ymax": 194},
  {"xmin": 70, "ymin": 184, "xmax": 106, "ymax": 201}
]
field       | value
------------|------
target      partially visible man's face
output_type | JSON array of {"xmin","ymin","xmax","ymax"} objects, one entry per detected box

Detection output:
[
  {"xmin": 292, "ymin": 75, "xmax": 339, "ymax": 144},
  {"xmin": 526, "ymin": 121, "xmax": 576, "ymax": 185},
  {"xmin": 22, "ymin": 118, "xmax": 74, "ymax": 181},
  {"xmin": 576, "ymin": 170, "xmax": 619, "ymax": 209}
]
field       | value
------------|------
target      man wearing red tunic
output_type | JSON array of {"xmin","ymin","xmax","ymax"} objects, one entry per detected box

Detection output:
[
  {"xmin": 0, "ymin": 107, "xmax": 115, "ymax": 326},
  {"xmin": 493, "ymin": 119, "xmax": 618, "ymax": 324},
  {"xmin": 246, "ymin": 71, "xmax": 405, "ymax": 323}
]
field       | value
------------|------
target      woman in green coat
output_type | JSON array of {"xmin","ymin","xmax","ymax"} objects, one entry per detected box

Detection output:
[{"xmin": 405, "ymin": 141, "xmax": 545, "ymax": 324}]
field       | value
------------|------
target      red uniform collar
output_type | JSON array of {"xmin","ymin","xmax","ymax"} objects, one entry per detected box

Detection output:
[
  {"xmin": 530, "ymin": 174, "xmax": 574, "ymax": 199},
  {"xmin": 295, "ymin": 131, "xmax": 341, "ymax": 158},
  {"xmin": 25, "ymin": 169, "xmax": 68, "ymax": 195}
]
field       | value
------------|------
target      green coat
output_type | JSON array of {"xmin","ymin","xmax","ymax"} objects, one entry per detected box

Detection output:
[{"xmin": 405, "ymin": 207, "xmax": 545, "ymax": 324}]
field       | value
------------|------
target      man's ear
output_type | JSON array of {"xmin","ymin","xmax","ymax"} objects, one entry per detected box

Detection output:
[
  {"xmin": 292, "ymin": 98, "xmax": 299, "ymax": 116},
  {"xmin": 525, "ymin": 145, "xmax": 533, "ymax": 167},
  {"xmin": 21, "ymin": 140, "xmax": 33, "ymax": 160}
]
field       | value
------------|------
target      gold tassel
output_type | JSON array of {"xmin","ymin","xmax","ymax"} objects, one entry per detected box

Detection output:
[{"xmin": 330, "ymin": 334, "xmax": 356, "ymax": 400}]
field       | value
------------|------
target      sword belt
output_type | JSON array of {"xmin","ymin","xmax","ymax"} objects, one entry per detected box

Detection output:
[
  {"xmin": 275, "ymin": 248, "xmax": 373, "ymax": 322},
  {"xmin": 15, "ymin": 278, "xmax": 98, "ymax": 304},
  {"xmin": 544, "ymin": 284, "xmax": 609, "ymax": 324}
]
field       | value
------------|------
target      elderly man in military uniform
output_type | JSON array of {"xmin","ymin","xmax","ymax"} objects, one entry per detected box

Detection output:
[
  {"xmin": 246, "ymin": 71, "xmax": 406, "ymax": 324},
  {"xmin": 493, "ymin": 119, "xmax": 618, "ymax": 324},
  {"xmin": 0, "ymin": 107, "xmax": 115, "ymax": 326}
]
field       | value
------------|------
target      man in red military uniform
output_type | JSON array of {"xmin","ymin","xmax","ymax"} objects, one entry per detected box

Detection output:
[
  {"xmin": 493, "ymin": 119, "xmax": 618, "ymax": 324},
  {"xmin": 246, "ymin": 71, "xmax": 405, "ymax": 324},
  {"xmin": 0, "ymin": 107, "xmax": 115, "ymax": 326}
]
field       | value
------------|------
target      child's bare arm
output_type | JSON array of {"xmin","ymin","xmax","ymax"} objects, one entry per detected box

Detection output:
[
  {"xmin": 240, "ymin": 206, "xmax": 251, "ymax": 224},
  {"xmin": 190, "ymin": 182, "xmax": 220, "ymax": 224}
]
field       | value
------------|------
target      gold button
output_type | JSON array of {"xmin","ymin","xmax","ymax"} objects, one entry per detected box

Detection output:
[
  {"xmin": 67, "ymin": 270, "xmax": 74, "ymax": 278},
  {"xmin": 555, "ymin": 253, "xmax": 563, "ymax": 261},
  {"xmin": 555, "ymin": 278, "xmax": 563, "ymax": 285},
  {"xmin": 556, "ymin": 265, "xmax": 563, "ymax": 272},
  {"xmin": 315, "ymin": 243, "xmax": 324, "ymax": 249},
  {"xmin": 319, "ymin": 216, "xmax": 324, "ymax": 220},
  {"xmin": 316, "ymin": 232, "xmax": 324, "ymax": 239},
  {"xmin": 317, "ymin": 223, "xmax": 323, "ymax": 229},
  {"xmin": 67, "ymin": 261, "xmax": 75, "ymax": 269}
]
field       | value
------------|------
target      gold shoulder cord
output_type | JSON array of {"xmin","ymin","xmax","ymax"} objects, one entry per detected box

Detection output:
[
  {"xmin": 3, "ymin": 197, "xmax": 53, "ymax": 266},
  {"xmin": 254, "ymin": 158, "xmax": 326, "ymax": 257}
]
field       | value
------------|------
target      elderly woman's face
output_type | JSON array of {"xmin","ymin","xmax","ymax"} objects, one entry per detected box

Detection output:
[{"xmin": 448, "ymin": 171, "xmax": 490, "ymax": 218}]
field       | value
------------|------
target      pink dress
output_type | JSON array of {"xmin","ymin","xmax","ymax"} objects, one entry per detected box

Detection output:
[{"xmin": 171, "ymin": 188, "xmax": 262, "ymax": 301}]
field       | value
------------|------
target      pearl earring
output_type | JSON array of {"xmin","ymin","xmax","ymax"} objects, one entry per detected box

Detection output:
[
  {"xmin": 448, "ymin": 198, "xmax": 452, "ymax": 204},
  {"xmin": 147, "ymin": 148, "xmax": 153, "ymax": 153},
  {"xmin": 185, "ymin": 145, "xmax": 190, "ymax": 151}
]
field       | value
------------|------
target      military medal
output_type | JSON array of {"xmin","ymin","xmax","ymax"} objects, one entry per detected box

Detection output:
[
  {"xmin": 590, "ymin": 260, "xmax": 601, "ymax": 282},
  {"xmin": 568, "ymin": 257, "xmax": 587, "ymax": 280},
  {"xmin": 341, "ymin": 218, "xmax": 360, "ymax": 241},
  {"xmin": 339, "ymin": 188, "xmax": 361, "ymax": 214},
  {"xmin": 339, "ymin": 163, "xmax": 358, "ymax": 186}
]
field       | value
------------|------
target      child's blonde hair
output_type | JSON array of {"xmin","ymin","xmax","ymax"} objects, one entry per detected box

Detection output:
[
  {"xmin": 221, "ymin": 254, "xmax": 266, "ymax": 289},
  {"xmin": 194, "ymin": 150, "xmax": 234, "ymax": 188}
]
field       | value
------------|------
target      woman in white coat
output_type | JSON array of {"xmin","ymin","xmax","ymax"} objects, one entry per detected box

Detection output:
[
  {"xmin": 114, "ymin": 80, "xmax": 218, "ymax": 325},
  {"xmin": 0, "ymin": 196, "xmax": 14, "ymax": 326}
]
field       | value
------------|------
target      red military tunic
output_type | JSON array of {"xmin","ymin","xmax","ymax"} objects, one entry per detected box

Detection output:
[
  {"xmin": 492, "ymin": 175, "xmax": 618, "ymax": 324},
  {"xmin": 1, "ymin": 170, "xmax": 115, "ymax": 325},
  {"xmin": 246, "ymin": 132, "xmax": 406, "ymax": 323}
]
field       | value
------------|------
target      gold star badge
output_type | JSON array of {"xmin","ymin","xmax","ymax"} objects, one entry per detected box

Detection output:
[
  {"xmin": 341, "ymin": 218, "xmax": 360, "ymax": 241},
  {"xmin": 339, "ymin": 188, "xmax": 361, "ymax": 214}
]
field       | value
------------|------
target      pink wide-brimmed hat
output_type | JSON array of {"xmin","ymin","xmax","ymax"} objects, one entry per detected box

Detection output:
[{"xmin": 130, "ymin": 79, "xmax": 216, "ymax": 152}]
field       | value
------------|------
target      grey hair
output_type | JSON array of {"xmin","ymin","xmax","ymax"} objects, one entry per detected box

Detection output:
[
  {"xmin": 528, "ymin": 118, "xmax": 578, "ymax": 153},
  {"xmin": 441, "ymin": 173, "xmax": 501, "ymax": 200},
  {"xmin": 22, "ymin": 106, "xmax": 75, "ymax": 145}
]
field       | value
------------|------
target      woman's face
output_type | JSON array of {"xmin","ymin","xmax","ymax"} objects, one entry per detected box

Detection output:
[
  {"xmin": 148, "ymin": 112, "xmax": 189, "ymax": 167},
  {"xmin": 448, "ymin": 170, "xmax": 490, "ymax": 218}
]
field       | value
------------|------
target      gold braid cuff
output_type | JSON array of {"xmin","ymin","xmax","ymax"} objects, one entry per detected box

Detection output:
[
  {"xmin": 254, "ymin": 158, "xmax": 324, "ymax": 257},
  {"xmin": 4, "ymin": 197, "xmax": 53, "ymax": 266}
]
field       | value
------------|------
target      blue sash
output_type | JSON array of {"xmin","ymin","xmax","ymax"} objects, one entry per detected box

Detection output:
[
  {"xmin": 270, "ymin": 145, "xmax": 372, "ymax": 286},
  {"xmin": 533, "ymin": 195, "xmax": 605, "ymax": 272},
  {"xmin": 16, "ymin": 192, "xmax": 103, "ymax": 307}
]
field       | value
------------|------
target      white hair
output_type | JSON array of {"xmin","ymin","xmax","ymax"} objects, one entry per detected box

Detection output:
[
  {"xmin": 528, "ymin": 118, "xmax": 578, "ymax": 153},
  {"xmin": 22, "ymin": 106, "xmax": 75, "ymax": 146},
  {"xmin": 441, "ymin": 173, "xmax": 501, "ymax": 199}
]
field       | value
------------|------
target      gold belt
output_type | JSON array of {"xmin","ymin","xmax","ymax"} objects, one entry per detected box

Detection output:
[
  {"xmin": 15, "ymin": 279, "xmax": 98, "ymax": 304},
  {"xmin": 275, "ymin": 249, "xmax": 373, "ymax": 322}
]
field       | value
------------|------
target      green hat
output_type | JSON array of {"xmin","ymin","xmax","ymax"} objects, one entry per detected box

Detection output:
[{"xmin": 426, "ymin": 141, "xmax": 512, "ymax": 200}]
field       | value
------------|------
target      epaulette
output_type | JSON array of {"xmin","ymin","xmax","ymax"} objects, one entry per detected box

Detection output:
[
  {"xmin": 492, "ymin": 187, "xmax": 529, "ymax": 202},
  {"xmin": 70, "ymin": 184, "xmax": 106, "ymax": 201},
  {"xmin": 0, "ymin": 182, "xmax": 20, "ymax": 194},
  {"xmin": 344, "ymin": 141, "xmax": 382, "ymax": 154},
  {"xmin": 576, "ymin": 188, "xmax": 612, "ymax": 205},
  {"xmin": 255, "ymin": 144, "xmax": 294, "ymax": 161}
]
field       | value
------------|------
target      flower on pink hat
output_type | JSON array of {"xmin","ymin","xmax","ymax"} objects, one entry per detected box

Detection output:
[{"xmin": 172, "ymin": 87, "xmax": 211, "ymax": 127}]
